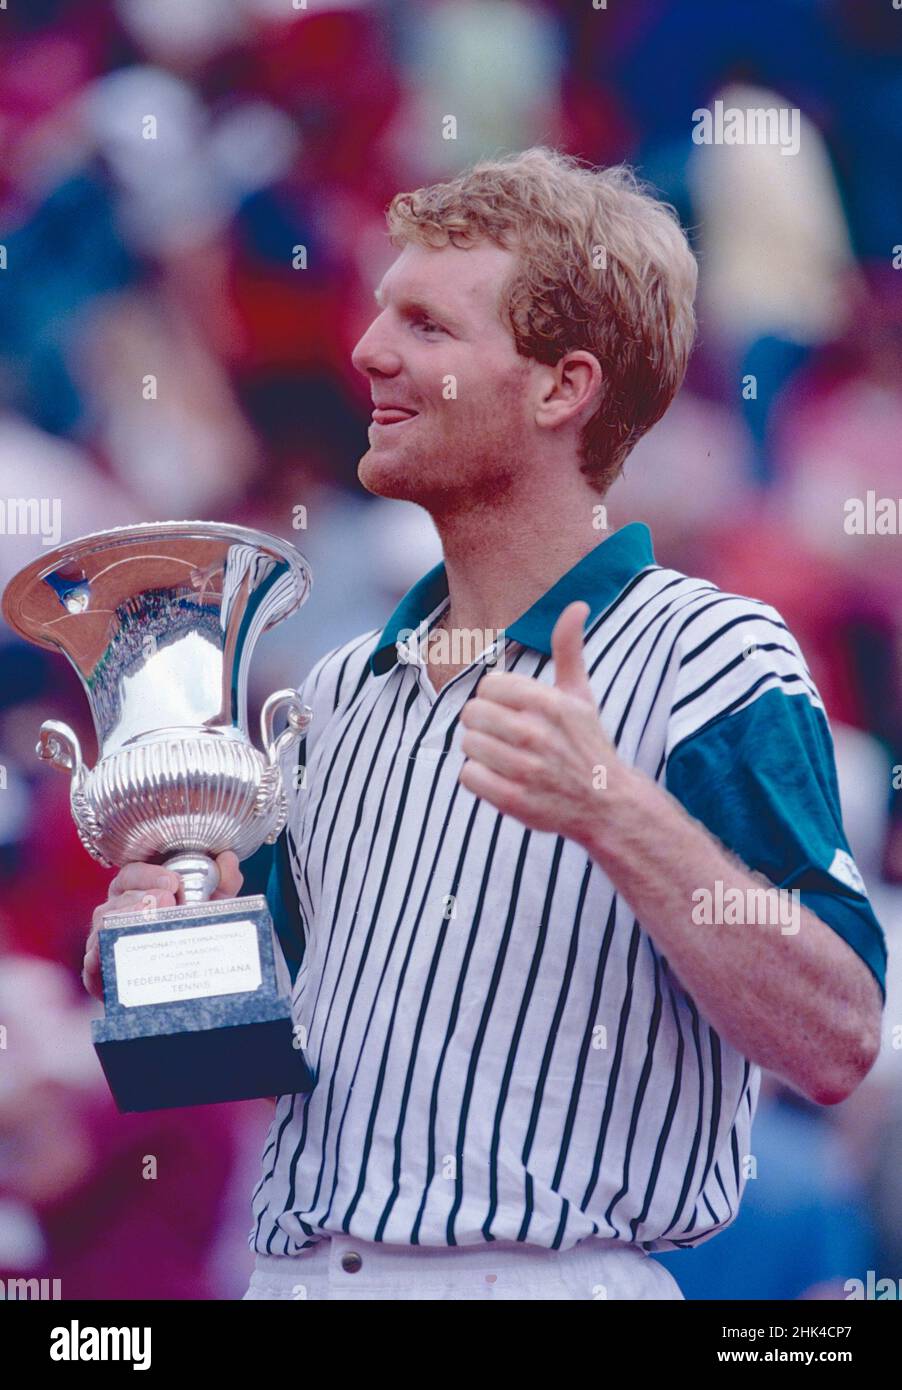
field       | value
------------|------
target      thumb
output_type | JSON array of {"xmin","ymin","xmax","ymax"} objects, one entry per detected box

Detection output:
[{"xmin": 551, "ymin": 601, "xmax": 593, "ymax": 701}]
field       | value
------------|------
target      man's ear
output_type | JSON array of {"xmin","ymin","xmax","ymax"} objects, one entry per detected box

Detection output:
[{"xmin": 535, "ymin": 351, "xmax": 603, "ymax": 430}]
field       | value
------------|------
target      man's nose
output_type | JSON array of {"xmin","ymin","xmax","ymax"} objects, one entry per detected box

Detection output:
[{"xmin": 351, "ymin": 315, "xmax": 402, "ymax": 378}]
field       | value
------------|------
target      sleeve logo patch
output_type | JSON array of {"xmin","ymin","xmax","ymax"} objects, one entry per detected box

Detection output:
[{"xmin": 827, "ymin": 848, "xmax": 867, "ymax": 896}]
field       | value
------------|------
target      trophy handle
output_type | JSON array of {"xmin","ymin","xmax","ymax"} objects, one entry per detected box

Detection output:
[
  {"xmin": 37, "ymin": 719, "xmax": 85, "ymax": 775},
  {"xmin": 259, "ymin": 689, "xmax": 313, "ymax": 767},
  {"xmin": 36, "ymin": 720, "xmax": 113, "ymax": 868}
]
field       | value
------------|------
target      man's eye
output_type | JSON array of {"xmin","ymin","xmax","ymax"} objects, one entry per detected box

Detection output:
[{"xmin": 416, "ymin": 318, "xmax": 444, "ymax": 333}]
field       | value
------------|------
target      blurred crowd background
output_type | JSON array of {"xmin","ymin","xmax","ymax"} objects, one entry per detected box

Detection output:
[{"xmin": 1, "ymin": 0, "xmax": 900, "ymax": 1301}]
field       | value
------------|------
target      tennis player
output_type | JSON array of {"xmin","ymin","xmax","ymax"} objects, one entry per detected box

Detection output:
[{"xmin": 84, "ymin": 149, "xmax": 885, "ymax": 1301}]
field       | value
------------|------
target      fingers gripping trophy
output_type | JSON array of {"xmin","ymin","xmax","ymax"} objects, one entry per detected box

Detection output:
[{"xmin": 2, "ymin": 521, "xmax": 315, "ymax": 1112}]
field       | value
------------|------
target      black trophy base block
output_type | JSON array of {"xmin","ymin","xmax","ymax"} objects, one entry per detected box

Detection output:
[
  {"xmin": 93, "ymin": 1010, "xmax": 313, "ymax": 1112},
  {"xmin": 91, "ymin": 893, "xmax": 314, "ymax": 1113}
]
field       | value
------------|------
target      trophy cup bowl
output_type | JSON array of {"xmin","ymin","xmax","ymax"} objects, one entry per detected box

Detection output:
[{"xmin": 1, "ymin": 520, "xmax": 316, "ymax": 1111}]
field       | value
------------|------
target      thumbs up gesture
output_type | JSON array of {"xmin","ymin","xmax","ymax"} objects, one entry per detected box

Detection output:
[{"xmin": 458, "ymin": 601, "xmax": 629, "ymax": 846}]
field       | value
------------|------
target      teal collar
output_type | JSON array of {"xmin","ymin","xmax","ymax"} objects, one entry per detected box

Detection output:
[{"xmin": 369, "ymin": 522, "xmax": 656, "ymax": 676}]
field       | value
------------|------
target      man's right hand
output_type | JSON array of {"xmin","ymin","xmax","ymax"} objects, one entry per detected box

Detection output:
[{"xmin": 82, "ymin": 851, "xmax": 244, "ymax": 1001}]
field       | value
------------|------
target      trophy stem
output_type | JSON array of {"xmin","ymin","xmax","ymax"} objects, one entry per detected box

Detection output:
[{"xmin": 162, "ymin": 852, "xmax": 221, "ymax": 904}]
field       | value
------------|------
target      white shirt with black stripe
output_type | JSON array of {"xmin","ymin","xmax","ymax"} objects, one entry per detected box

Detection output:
[{"xmin": 250, "ymin": 522, "xmax": 885, "ymax": 1255}]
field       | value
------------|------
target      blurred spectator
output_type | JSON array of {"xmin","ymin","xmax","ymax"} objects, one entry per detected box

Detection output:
[
  {"xmin": 688, "ymin": 82, "xmax": 858, "ymax": 487},
  {"xmin": 0, "ymin": 416, "xmax": 140, "ymax": 589},
  {"xmin": 0, "ymin": 955, "xmax": 244, "ymax": 1298},
  {"xmin": 385, "ymin": 0, "xmax": 566, "ymax": 176}
]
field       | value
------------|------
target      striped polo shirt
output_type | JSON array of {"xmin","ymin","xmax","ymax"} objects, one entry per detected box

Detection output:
[{"xmin": 250, "ymin": 521, "xmax": 886, "ymax": 1255}]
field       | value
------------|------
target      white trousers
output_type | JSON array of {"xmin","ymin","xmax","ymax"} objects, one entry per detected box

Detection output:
[{"xmin": 242, "ymin": 1232, "xmax": 684, "ymax": 1301}]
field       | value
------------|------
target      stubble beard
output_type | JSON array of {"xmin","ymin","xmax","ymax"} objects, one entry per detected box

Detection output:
[{"xmin": 358, "ymin": 415, "xmax": 524, "ymax": 515}]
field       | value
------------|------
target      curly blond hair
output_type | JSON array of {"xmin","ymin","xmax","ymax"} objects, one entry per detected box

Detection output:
[{"xmin": 386, "ymin": 147, "xmax": 698, "ymax": 493}]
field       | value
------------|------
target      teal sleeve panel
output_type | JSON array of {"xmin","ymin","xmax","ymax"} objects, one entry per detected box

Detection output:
[
  {"xmin": 666, "ymin": 687, "xmax": 887, "ymax": 999},
  {"xmin": 266, "ymin": 830, "xmax": 306, "ymax": 988}
]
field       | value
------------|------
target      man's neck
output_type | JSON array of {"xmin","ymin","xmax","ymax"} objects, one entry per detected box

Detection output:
[{"xmin": 430, "ymin": 490, "xmax": 611, "ymax": 638}]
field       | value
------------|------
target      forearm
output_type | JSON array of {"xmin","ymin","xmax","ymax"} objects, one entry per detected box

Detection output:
[{"xmin": 580, "ymin": 766, "xmax": 882, "ymax": 1104}]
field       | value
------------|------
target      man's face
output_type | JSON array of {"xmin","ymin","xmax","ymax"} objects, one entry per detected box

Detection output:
[{"xmin": 351, "ymin": 240, "xmax": 535, "ymax": 509}]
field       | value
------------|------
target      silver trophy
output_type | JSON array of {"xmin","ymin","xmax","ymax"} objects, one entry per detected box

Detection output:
[{"xmin": 2, "ymin": 521, "xmax": 316, "ymax": 1111}]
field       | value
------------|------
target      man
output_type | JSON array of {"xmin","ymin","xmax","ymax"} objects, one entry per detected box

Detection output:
[{"xmin": 85, "ymin": 148, "xmax": 885, "ymax": 1300}]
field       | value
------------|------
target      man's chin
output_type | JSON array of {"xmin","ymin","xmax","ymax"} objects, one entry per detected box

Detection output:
[{"xmin": 357, "ymin": 448, "xmax": 422, "ymax": 502}]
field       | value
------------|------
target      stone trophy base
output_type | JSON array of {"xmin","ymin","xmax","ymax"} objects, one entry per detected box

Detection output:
[{"xmin": 91, "ymin": 893, "xmax": 314, "ymax": 1112}]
